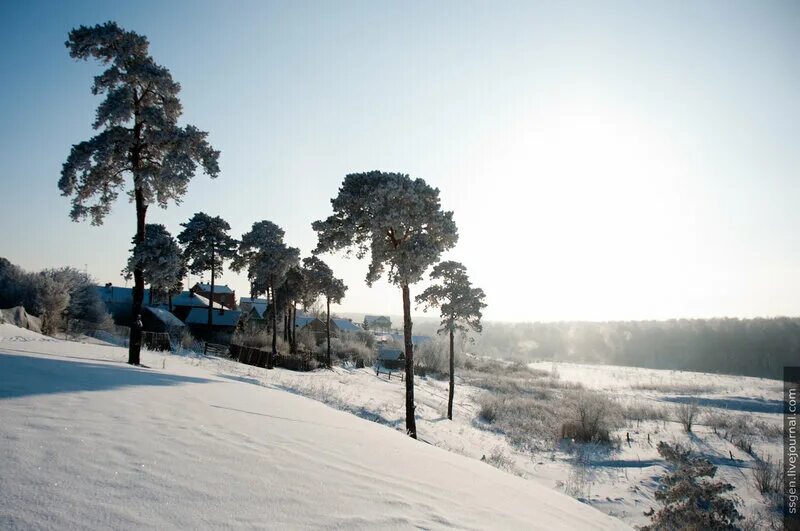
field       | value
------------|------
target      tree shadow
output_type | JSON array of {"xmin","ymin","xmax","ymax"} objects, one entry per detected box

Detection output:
[
  {"xmin": 0, "ymin": 352, "xmax": 212, "ymax": 399},
  {"xmin": 661, "ymin": 395, "xmax": 782, "ymax": 414}
]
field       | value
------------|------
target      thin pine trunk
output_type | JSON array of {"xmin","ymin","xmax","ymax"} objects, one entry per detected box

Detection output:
[
  {"xmin": 128, "ymin": 99, "xmax": 145, "ymax": 366},
  {"xmin": 448, "ymin": 327, "xmax": 455, "ymax": 420},
  {"xmin": 207, "ymin": 249, "xmax": 215, "ymax": 330},
  {"xmin": 402, "ymin": 284, "xmax": 417, "ymax": 438},
  {"xmin": 269, "ymin": 283, "xmax": 276, "ymax": 369},
  {"xmin": 326, "ymin": 297, "xmax": 332, "ymax": 368}
]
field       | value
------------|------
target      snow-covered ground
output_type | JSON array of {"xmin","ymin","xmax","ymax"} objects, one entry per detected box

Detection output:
[{"xmin": 0, "ymin": 324, "xmax": 627, "ymax": 530}]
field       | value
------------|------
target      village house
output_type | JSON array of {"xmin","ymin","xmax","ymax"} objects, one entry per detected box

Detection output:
[
  {"xmin": 191, "ymin": 282, "xmax": 236, "ymax": 310},
  {"xmin": 363, "ymin": 315, "xmax": 392, "ymax": 332}
]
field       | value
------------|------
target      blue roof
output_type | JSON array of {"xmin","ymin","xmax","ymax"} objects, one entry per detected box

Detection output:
[
  {"xmin": 143, "ymin": 307, "xmax": 185, "ymax": 329},
  {"xmin": 333, "ymin": 319, "xmax": 360, "ymax": 332},
  {"xmin": 185, "ymin": 308, "xmax": 242, "ymax": 327},
  {"xmin": 193, "ymin": 283, "xmax": 234, "ymax": 294},
  {"xmin": 364, "ymin": 315, "xmax": 390, "ymax": 323},
  {"xmin": 294, "ymin": 316, "xmax": 319, "ymax": 328},
  {"xmin": 377, "ymin": 348, "xmax": 404, "ymax": 361},
  {"xmin": 95, "ymin": 285, "xmax": 148, "ymax": 304}
]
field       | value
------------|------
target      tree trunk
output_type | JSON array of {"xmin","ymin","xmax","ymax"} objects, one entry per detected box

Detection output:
[
  {"xmin": 292, "ymin": 304, "xmax": 297, "ymax": 348},
  {"xmin": 127, "ymin": 99, "xmax": 145, "ymax": 366},
  {"xmin": 148, "ymin": 286, "xmax": 153, "ymax": 306},
  {"xmin": 269, "ymin": 283, "xmax": 276, "ymax": 369},
  {"xmin": 208, "ymin": 250, "xmax": 215, "ymax": 330},
  {"xmin": 168, "ymin": 292, "xmax": 173, "ymax": 312},
  {"xmin": 283, "ymin": 310, "xmax": 289, "ymax": 342},
  {"xmin": 402, "ymin": 283, "xmax": 417, "ymax": 439},
  {"xmin": 326, "ymin": 297, "xmax": 332, "ymax": 368},
  {"xmin": 290, "ymin": 304, "xmax": 297, "ymax": 354},
  {"xmin": 448, "ymin": 327, "xmax": 455, "ymax": 420}
]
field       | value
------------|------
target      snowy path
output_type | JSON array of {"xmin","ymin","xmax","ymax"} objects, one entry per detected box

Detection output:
[{"xmin": 0, "ymin": 325, "xmax": 627, "ymax": 530}]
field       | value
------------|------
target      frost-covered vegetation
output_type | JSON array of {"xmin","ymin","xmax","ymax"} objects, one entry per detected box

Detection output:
[
  {"xmin": 471, "ymin": 319, "xmax": 800, "ymax": 380},
  {"xmin": 0, "ymin": 257, "xmax": 111, "ymax": 335}
]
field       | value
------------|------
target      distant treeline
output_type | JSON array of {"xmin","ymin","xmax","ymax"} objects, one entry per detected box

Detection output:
[{"xmin": 467, "ymin": 318, "xmax": 800, "ymax": 381}]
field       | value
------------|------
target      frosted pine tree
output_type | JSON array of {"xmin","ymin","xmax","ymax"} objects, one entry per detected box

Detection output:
[
  {"xmin": 232, "ymin": 221, "xmax": 299, "ymax": 368},
  {"xmin": 302, "ymin": 257, "xmax": 347, "ymax": 367},
  {"xmin": 643, "ymin": 441, "xmax": 742, "ymax": 530},
  {"xmin": 123, "ymin": 224, "xmax": 186, "ymax": 307},
  {"xmin": 60, "ymin": 22, "xmax": 220, "ymax": 364},
  {"xmin": 313, "ymin": 171, "xmax": 458, "ymax": 438},
  {"xmin": 416, "ymin": 261, "xmax": 486, "ymax": 420},
  {"xmin": 177, "ymin": 213, "xmax": 237, "ymax": 329}
]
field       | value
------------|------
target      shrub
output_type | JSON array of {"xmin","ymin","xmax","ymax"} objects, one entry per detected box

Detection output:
[
  {"xmin": 482, "ymin": 447, "xmax": 516, "ymax": 473},
  {"xmin": 478, "ymin": 396, "xmax": 501, "ymax": 423},
  {"xmin": 560, "ymin": 391, "xmax": 620, "ymax": 443},
  {"xmin": 621, "ymin": 401, "xmax": 668, "ymax": 423},
  {"xmin": 751, "ymin": 455, "xmax": 780, "ymax": 496},
  {"xmin": 674, "ymin": 401, "xmax": 699, "ymax": 433}
]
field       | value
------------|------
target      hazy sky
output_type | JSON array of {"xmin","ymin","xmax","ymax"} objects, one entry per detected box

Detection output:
[{"xmin": 1, "ymin": 0, "xmax": 798, "ymax": 322}]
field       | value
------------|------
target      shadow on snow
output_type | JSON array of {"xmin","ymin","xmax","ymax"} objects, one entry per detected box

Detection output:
[{"xmin": 0, "ymin": 352, "xmax": 212, "ymax": 399}]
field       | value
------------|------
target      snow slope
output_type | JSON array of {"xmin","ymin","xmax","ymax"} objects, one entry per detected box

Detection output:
[{"xmin": 0, "ymin": 324, "xmax": 627, "ymax": 530}]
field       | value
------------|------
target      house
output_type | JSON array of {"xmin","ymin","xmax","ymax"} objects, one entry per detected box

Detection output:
[
  {"xmin": 184, "ymin": 307, "xmax": 242, "ymax": 333},
  {"xmin": 191, "ymin": 282, "xmax": 236, "ymax": 310},
  {"xmin": 170, "ymin": 290, "xmax": 225, "ymax": 321},
  {"xmin": 376, "ymin": 333, "xmax": 432, "ymax": 347},
  {"xmin": 332, "ymin": 318, "xmax": 361, "ymax": 333},
  {"xmin": 241, "ymin": 300, "xmax": 269, "ymax": 331},
  {"xmin": 363, "ymin": 315, "xmax": 392, "ymax": 332},
  {"xmin": 141, "ymin": 307, "xmax": 186, "ymax": 351},
  {"xmin": 375, "ymin": 347, "xmax": 405, "ymax": 377},
  {"xmin": 239, "ymin": 297, "xmax": 268, "ymax": 314},
  {"xmin": 95, "ymin": 284, "xmax": 155, "ymax": 325},
  {"xmin": 142, "ymin": 307, "xmax": 186, "ymax": 334}
]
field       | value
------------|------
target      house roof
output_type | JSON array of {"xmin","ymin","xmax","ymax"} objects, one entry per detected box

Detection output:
[
  {"xmin": 333, "ymin": 319, "xmax": 360, "ymax": 332},
  {"xmin": 249, "ymin": 302, "xmax": 269, "ymax": 319},
  {"xmin": 171, "ymin": 291, "xmax": 226, "ymax": 309},
  {"xmin": 185, "ymin": 307, "xmax": 242, "ymax": 327},
  {"xmin": 95, "ymin": 285, "xmax": 149, "ymax": 305},
  {"xmin": 377, "ymin": 348, "xmax": 404, "ymax": 361},
  {"xmin": 193, "ymin": 283, "xmax": 234, "ymax": 294},
  {"xmin": 143, "ymin": 307, "xmax": 185, "ymax": 329},
  {"xmin": 295, "ymin": 316, "xmax": 320, "ymax": 328},
  {"xmin": 239, "ymin": 297, "xmax": 268, "ymax": 305},
  {"xmin": 364, "ymin": 315, "xmax": 390, "ymax": 324}
]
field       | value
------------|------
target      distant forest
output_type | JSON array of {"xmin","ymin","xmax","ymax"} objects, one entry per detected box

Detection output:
[{"xmin": 462, "ymin": 318, "xmax": 800, "ymax": 381}]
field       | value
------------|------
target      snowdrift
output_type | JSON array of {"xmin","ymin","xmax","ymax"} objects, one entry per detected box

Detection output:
[
  {"xmin": 0, "ymin": 306, "xmax": 42, "ymax": 334},
  {"xmin": 0, "ymin": 326, "xmax": 627, "ymax": 529}
]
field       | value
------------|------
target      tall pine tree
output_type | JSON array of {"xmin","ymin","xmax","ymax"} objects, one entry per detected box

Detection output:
[
  {"xmin": 178, "ymin": 213, "xmax": 237, "ymax": 329},
  {"xmin": 302, "ymin": 256, "xmax": 346, "ymax": 368},
  {"xmin": 416, "ymin": 261, "xmax": 486, "ymax": 420},
  {"xmin": 313, "ymin": 171, "xmax": 457, "ymax": 438},
  {"xmin": 60, "ymin": 22, "xmax": 219, "ymax": 364}
]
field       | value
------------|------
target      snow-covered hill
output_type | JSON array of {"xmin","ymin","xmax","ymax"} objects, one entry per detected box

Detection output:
[{"xmin": 0, "ymin": 324, "xmax": 627, "ymax": 529}]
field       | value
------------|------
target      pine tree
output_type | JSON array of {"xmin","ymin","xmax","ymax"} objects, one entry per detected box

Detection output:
[
  {"xmin": 416, "ymin": 261, "xmax": 486, "ymax": 420},
  {"xmin": 643, "ymin": 441, "xmax": 742, "ymax": 530},
  {"xmin": 123, "ymin": 224, "xmax": 186, "ymax": 306},
  {"xmin": 313, "ymin": 171, "xmax": 458, "ymax": 438},
  {"xmin": 232, "ymin": 221, "xmax": 299, "ymax": 368},
  {"xmin": 60, "ymin": 22, "xmax": 220, "ymax": 364},
  {"xmin": 177, "ymin": 213, "xmax": 237, "ymax": 329},
  {"xmin": 302, "ymin": 257, "xmax": 347, "ymax": 367}
]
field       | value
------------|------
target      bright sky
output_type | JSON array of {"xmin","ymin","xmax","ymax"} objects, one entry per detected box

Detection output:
[{"xmin": 1, "ymin": 0, "xmax": 798, "ymax": 322}]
